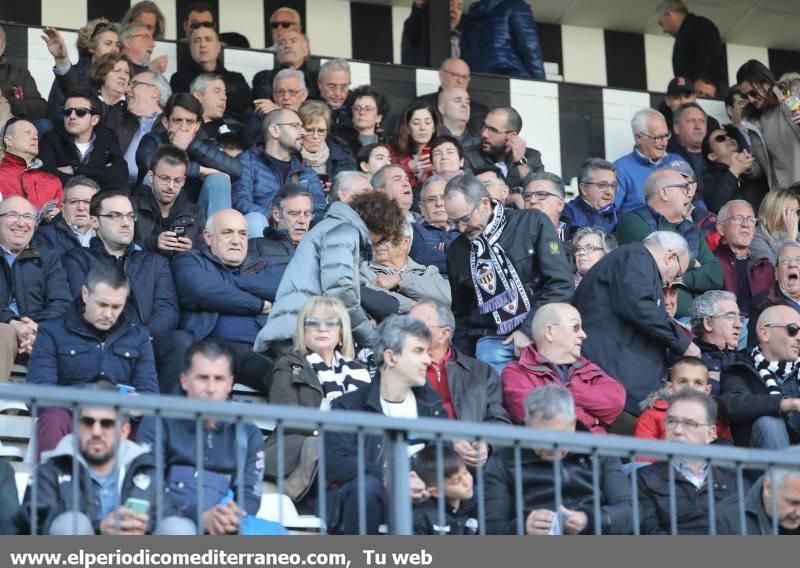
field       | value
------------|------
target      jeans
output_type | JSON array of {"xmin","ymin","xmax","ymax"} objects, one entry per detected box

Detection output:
[
  {"xmin": 198, "ymin": 173, "xmax": 232, "ymax": 219},
  {"xmin": 328, "ymin": 475, "xmax": 385, "ymax": 535},
  {"xmin": 48, "ymin": 511, "xmax": 196, "ymax": 535},
  {"xmin": 751, "ymin": 416, "xmax": 791, "ymax": 450},
  {"xmin": 475, "ymin": 335, "xmax": 516, "ymax": 376},
  {"xmin": 244, "ymin": 212, "xmax": 269, "ymax": 239}
]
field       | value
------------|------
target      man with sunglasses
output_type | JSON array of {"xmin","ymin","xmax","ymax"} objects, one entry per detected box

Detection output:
[
  {"xmin": 561, "ymin": 158, "xmax": 619, "ymax": 236},
  {"xmin": 15, "ymin": 389, "xmax": 194, "ymax": 535},
  {"xmin": 183, "ymin": 3, "xmax": 216, "ymax": 41},
  {"xmin": 38, "ymin": 89, "xmax": 128, "ymax": 191},
  {"xmin": 701, "ymin": 126, "xmax": 755, "ymax": 214},
  {"xmin": 253, "ymin": 30, "xmax": 319, "ymax": 106},
  {"xmin": 721, "ymin": 304, "xmax": 800, "ymax": 449},
  {"xmin": 614, "ymin": 109, "xmax": 683, "ymax": 215},
  {"xmin": 268, "ymin": 7, "xmax": 302, "ymax": 48},
  {"xmin": 616, "ymin": 168, "xmax": 723, "ymax": 317},
  {"xmin": 0, "ymin": 117, "xmax": 63, "ymax": 212},
  {"xmin": 502, "ymin": 302, "xmax": 625, "ymax": 433}
]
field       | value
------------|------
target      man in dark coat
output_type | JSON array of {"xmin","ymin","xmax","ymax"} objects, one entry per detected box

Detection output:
[
  {"xmin": 61, "ymin": 190, "xmax": 189, "ymax": 395},
  {"xmin": 717, "ymin": 469, "xmax": 800, "ymax": 535},
  {"xmin": 444, "ymin": 174, "xmax": 573, "ymax": 374},
  {"xmin": 573, "ymin": 231, "xmax": 700, "ymax": 432},
  {"xmin": 484, "ymin": 385, "xmax": 632, "ymax": 535},
  {"xmin": 721, "ymin": 305, "xmax": 800, "ymax": 449},
  {"xmin": 15, "ymin": 401, "xmax": 193, "ymax": 535},
  {"xmin": 0, "ymin": 26, "xmax": 47, "ymax": 120},
  {"xmin": 657, "ymin": 1, "xmax": 726, "ymax": 93},
  {"xmin": 325, "ymin": 315, "xmax": 447, "ymax": 534},
  {"xmin": 248, "ymin": 183, "xmax": 312, "ymax": 265},
  {"xmin": 35, "ymin": 176, "xmax": 99, "ymax": 258},
  {"xmin": 38, "ymin": 89, "xmax": 128, "ymax": 191},
  {"xmin": 401, "ymin": 0, "xmax": 464, "ymax": 67},
  {"xmin": 747, "ymin": 242, "xmax": 800, "ymax": 348}
]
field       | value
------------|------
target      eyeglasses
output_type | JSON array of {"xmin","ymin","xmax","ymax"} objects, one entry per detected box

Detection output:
[
  {"xmin": 304, "ymin": 316, "xmax": 341, "ymax": 329},
  {"xmin": 664, "ymin": 183, "xmax": 692, "ymax": 196},
  {"xmin": 154, "ymin": 173, "xmax": 186, "ymax": 186},
  {"xmin": 450, "ymin": 204, "xmax": 478, "ymax": 227},
  {"xmin": 422, "ymin": 194, "xmax": 445, "ymax": 206},
  {"xmin": 723, "ymin": 214, "xmax": 757, "ymax": 226},
  {"xmin": 65, "ymin": 198, "xmax": 91, "ymax": 207},
  {"xmin": 305, "ymin": 128, "xmax": 328, "ymax": 137},
  {"xmin": 482, "ymin": 123, "xmax": 513, "ymax": 136},
  {"xmin": 352, "ymin": 105, "xmax": 377, "ymax": 114},
  {"xmin": 713, "ymin": 133, "xmax": 732, "ymax": 143},
  {"xmin": 551, "ymin": 322, "xmax": 583, "ymax": 333},
  {"xmin": 664, "ymin": 416, "xmax": 710, "ymax": 430},
  {"xmin": 581, "ymin": 180, "xmax": 618, "ymax": 191},
  {"xmin": 274, "ymin": 88, "xmax": 306, "ymax": 98},
  {"xmin": 0, "ymin": 211, "xmax": 36, "ymax": 223},
  {"xmin": 97, "ymin": 212, "xmax": 137, "ymax": 222},
  {"xmin": 522, "ymin": 191, "xmax": 559, "ymax": 201},
  {"xmin": 276, "ymin": 122, "xmax": 305, "ymax": 130},
  {"xmin": 575, "ymin": 244, "xmax": 603, "ymax": 255},
  {"xmin": 763, "ymin": 323, "xmax": 800, "ymax": 337},
  {"xmin": 189, "ymin": 21, "xmax": 216, "ymax": 31},
  {"xmin": 709, "ymin": 312, "xmax": 745, "ymax": 323},
  {"xmin": 741, "ymin": 89, "xmax": 759, "ymax": 101},
  {"xmin": 62, "ymin": 107, "xmax": 93, "ymax": 118},
  {"xmin": 777, "ymin": 255, "xmax": 800, "ymax": 265},
  {"xmin": 637, "ymin": 131, "xmax": 672, "ymax": 142},
  {"xmin": 270, "ymin": 21, "xmax": 296, "ymax": 29},
  {"xmin": 168, "ymin": 117, "xmax": 199, "ymax": 127},
  {"xmin": 441, "ymin": 68, "xmax": 469, "ymax": 81},
  {"xmin": 130, "ymin": 79, "xmax": 157, "ymax": 90},
  {"xmin": 79, "ymin": 416, "xmax": 116, "ymax": 429}
]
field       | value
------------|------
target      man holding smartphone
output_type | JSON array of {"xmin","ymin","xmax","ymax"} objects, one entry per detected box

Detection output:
[
  {"xmin": 15, "ymin": 386, "xmax": 194, "ymax": 535},
  {"xmin": 131, "ymin": 145, "xmax": 205, "ymax": 257}
]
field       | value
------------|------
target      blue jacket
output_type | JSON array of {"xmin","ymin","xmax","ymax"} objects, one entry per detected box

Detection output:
[
  {"xmin": 61, "ymin": 240, "xmax": 179, "ymax": 338},
  {"xmin": 232, "ymin": 149, "xmax": 327, "ymax": 219},
  {"xmin": 34, "ymin": 214, "xmax": 90, "ymax": 259},
  {"xmin": 0, "ymin": 242, "xmax": 71, "ymax": 325},
  {"xmin": 560, "ymin": 197, "xmax": 618, "ymax": 236},
  {"xmin": 172, "ymin": 248, "xmax": 286, "ymax": 342},
  {"xmin": 27, "ymin": 300, "xmax": 158, "ymax": 393},
  {"xmin": 613, "ymin": 149, "xmax": 683, "ymax": 215},
  {"xmin": 409, "ymin": 221, "xmax": 460, "ymax": 277},
  {"xmin": 460, "ymin": 0, "xmax": 545, "ymax": 80}
]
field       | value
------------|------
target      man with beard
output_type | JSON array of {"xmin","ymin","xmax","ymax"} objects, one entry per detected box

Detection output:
[
  {"xmin": 616, "ymin": 168, "xmax": 723, "ymax": 317},
  {"xmin": 232, "ymin": 108, "xmax": 326, "ymax": 237},
  {"xmin": 248, "ymin": 184, "xmax": 313, "ymax": 265},
  {"xmin": 463, "ymin": 107, "xmax": 543, "ymax": 191},
  {"xmin": 15, "ymin": 399, "xmax": 193, "ymax": 535}
]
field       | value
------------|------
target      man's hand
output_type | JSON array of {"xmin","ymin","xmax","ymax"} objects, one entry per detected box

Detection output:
[
  {"xmin": 502, "ymin": 329, "xmax": 532, "ymax": 357},
  {"xmin": 453, "ymin": 439, "xmax": 489, "ymax": 467},
  {"xmin": 560, "ymin": 506, "xmax": 588, "ymax": 535},
  {"xmin": 168, "ymin": 129, "xmax": 194, "ymax": 150},
  {"xmin": 41, "ymin": 27, "xmax": 70, "ymax": 66},
  {"xmin": 792, "ymin": 108, "xmax": 800, "ymax": 127},
  {"xmin": 149, "ymin": 55, "xmax": 168, "ymax": 74},
  {"xmin": 525, "ymin": 509, "xmax": 555, "ymax": 535},
  {"xmin": 261, "ymin": 300, "xmax": 273, "ymax": 314},
  {"xmin": 781, "ymin": 398, "xmax": 800, "ymax": 413},
  {"xmin": 157, "ymin": 231, "xmax": 192, "ymax": 252},
  {"xmin": 505, "ymin": 134, "xmax": 528, "ymax": 163},
  {"xmin": 409, "ymin": 470, "xmax": 429, "ymax": 503},
  {"xmin": 99, "ymin": 507, "xmax": 149, "ymax": 535},
  {"xmin": 729, "ymin": 151, "xmax": 754, "ymax": 177},
  {"xmin": 198, "ymin": 167, "xmax": 230, "ymax": 180},
  {"xmin": 10, "ymin": 318, "xmax": 37, "ymax": 354},
  {"xmin": 254, "ymin": 99, "xmax": 280, "ymax": 115},
  {"xmin": 202, "ymin": 502, "xmax": 244, "ymax": 535},
  {"xmin": 374, "ymin": 273, "xmax": 401, "ymax": 290},
  {"xmin": 683, "ymin": 342, "xmax": 701, "ymax": 358}
]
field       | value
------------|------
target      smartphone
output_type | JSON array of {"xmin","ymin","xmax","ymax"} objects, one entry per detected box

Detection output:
[
  {"xmin": 124, "ymin": 497, "xmax": 150, "ymax": 514},
  {"xmin": 318, "ymin": 173, "xmax": 330, "ymax": 186},
  {"xmin": 172, "ymin": 225, "xmax": 186, "ymax": 237},
  {"xmin": 117, "ymin": 384, "xmax": 136, "ymax": 395}
]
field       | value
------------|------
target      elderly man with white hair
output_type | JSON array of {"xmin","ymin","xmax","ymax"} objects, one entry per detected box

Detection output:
[
  {"xmin": 613, "ymin": 108, "xmax": 683, "ymax": 215},
  {"xmin": 574, "ymin": 231, "xmax": 701, "ymax": 434}
]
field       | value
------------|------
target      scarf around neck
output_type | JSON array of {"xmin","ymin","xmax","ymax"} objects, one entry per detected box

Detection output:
[
  {"xmin": 301, "ymin": 144, "xmax": 330, "ymax": 173},
  {"xmin": 470, "ymin": 200, "xmax": 531, "ymax": 335},
  {"xmin": 751, "ymin": 346, "xmax": 800, "ymax": 395}
]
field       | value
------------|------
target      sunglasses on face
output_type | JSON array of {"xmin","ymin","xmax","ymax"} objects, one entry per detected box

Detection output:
[
  {"xmin": 90, "ymin": 21, "xmax": 111, "ymax": 39},
  {"xmin": 79, "ymin": 416, "xmax": 116, "ymax": 429},
  {"xmin": 304, "ymin": 316, "xmax": 342, "ymax": 329},
  {"xmin": 713, "ymin": 133, "xmax": 732, "ymax": 143},
  {"xmin": 62, "ymin": 107, "xmax": 93, "ymax": 118},
  {"xmin": 763, "ymin": 323, "xmax": 800, "ymax": 337},
  {"xmin": 271, "ymin": 21, "xmax": 296, "ymax": 29},
  {"xmin": 189, "ymin": 21, "xmax": 216, "ymax": 30}
]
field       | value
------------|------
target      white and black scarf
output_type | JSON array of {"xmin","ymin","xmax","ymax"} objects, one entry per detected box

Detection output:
[
  {"xmin": 306, "ymin": 351, "xmax": 371, "ymax": 404},
  {"xmin": 751, "ymin": 346, "xmax": 799, "ymax": 395},
  {"xmin": 470, "ymin": 200, "xmax": 531, "ymax": 335}
]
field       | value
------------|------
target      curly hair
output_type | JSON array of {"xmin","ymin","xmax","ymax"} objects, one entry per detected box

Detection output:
[
  {"xmin": 392, "ymin": 100, "xmax": 440, "ymax": 157},
  {"xmin": 78, "ymin": 18, "xmax": 119, "ymax": 57},
  {"xmin": 348, "ymin": 85, "xmax": 390, "ymax": 120},
  {"xmin": 87, "ymin": 53, "xmax": 133, "ymax": 91},
  {"xmin": 348, "ymin": 192, "xmax": 406, "ymax": 244}
]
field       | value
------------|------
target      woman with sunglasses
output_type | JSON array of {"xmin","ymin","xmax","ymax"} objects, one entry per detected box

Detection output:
[
  {"xmin": 735, "ymin": 60, "xmax": 800, "ymax": 191},
  {"xmin": 700, "ymin": 124, "xmax": 755, "ymax": 214},
  {"xmin": 750, "ymin": 189, "xmax": 800, "ymax": 266},
  {"xmin": 264, "ymin": 296, "xmax": 371, "ymax": 503},
  {"xmin": 46, "ymin": 19, "xmax": 121, "ymax": 124},
  {"xmin": 297, "ymin": 100, "xmax": 356, "ymax": 192}
]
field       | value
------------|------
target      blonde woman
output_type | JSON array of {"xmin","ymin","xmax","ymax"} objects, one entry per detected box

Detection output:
[
  {"xmin": 264, "ymin": 296, "xmax": 370, "ymax": 501},
  {"xmin": 298, "ymin": 100, "xmax": 356, "ymax": 189},
  {"xmin": 751, "ymin": 189, "xmax": 800, "ymax": 265}
]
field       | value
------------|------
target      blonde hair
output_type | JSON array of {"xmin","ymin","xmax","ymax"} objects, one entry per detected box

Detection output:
[
  {"xmin": 298, "ymin": 100, "xmax": 331, "ymax": 129},
  {"xmin": 758, "ymin": 189, "xmax": 799, "ymax": 242},
  {"xmin": 293, "ymin": 296, "xmax": 354, "ymax": 358}
]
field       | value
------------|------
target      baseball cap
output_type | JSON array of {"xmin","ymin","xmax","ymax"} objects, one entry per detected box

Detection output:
[
  {"xmin": 667, "ymin": 77, "xmax": 694, "ymax": 97},
  {"xmin": 665, "ymin": 158, "xmax": 695, "ymax": 179}
]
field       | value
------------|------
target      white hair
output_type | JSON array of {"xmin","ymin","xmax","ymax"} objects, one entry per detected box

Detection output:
[
  {"xmin": 643, "ymin": 231, "xmax": 689, "ymax": 257},
  {"xmin": 631, "ymin": 108, "xmax": 665, "ymax": 135},
  {"xmin": 273, "ymin": 68, "xmax": 306, "ymax": 91}
]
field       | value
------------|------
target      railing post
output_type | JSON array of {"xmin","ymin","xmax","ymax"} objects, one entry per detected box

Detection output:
[
  {"xmin": 385, "ymin": 429, "xmax": 412, "ymax": 535},
  {"xmin": 424, "ymin": 0, "xmax": 451, "ymax": 67}
]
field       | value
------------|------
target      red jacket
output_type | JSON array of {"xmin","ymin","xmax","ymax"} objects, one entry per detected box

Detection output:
[
  {"xmin": 501, "ymin": 346, "xmax": 626, "ymax": 433},
  {"xmin": 635, "ymin": 398, "xmax": 733, "ymax": 442},
  {"xmin": 0, "ymin": 153, "xmax": 63, "ymax": 210},
  {"xmin": 713, "ymin": 243, "xmax": 774, "ymax": 314}
]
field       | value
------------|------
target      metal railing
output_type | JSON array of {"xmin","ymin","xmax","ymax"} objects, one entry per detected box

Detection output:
[{"xmin": 1, "ymin": 383, "xmax": 798, "ymax": 536}]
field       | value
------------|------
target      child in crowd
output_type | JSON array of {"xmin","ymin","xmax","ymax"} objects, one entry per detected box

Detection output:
[{"xmin": 411, "ymin": 445, "xmax": 477, "ymax": 535}]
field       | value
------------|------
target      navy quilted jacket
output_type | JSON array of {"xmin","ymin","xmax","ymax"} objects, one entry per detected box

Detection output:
[{"xmin": 460, "ymin": 0, "xmax": 545, "ymax": 80}]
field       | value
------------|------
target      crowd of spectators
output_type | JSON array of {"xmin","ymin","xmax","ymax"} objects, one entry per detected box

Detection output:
[{"xmin": 0, "ymin": 0, "xmax": 799, "ymax": 537}]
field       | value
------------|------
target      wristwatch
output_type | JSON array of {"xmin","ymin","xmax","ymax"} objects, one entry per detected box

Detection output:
[{"xmin": 513, "ymin": 156, "xmax": 528, "ymax": 167}]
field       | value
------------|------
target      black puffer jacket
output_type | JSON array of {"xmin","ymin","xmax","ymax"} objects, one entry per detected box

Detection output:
[
  {"xmin": 249, "ymin": 227, "xmax": 296, "ymax": 266},
  {"xmin": 0, "ymin": 243, "xmax": 71, "ymax": 324},
  {"xmin": 484, "ymin": 445, "xmax": 632, "ymax": 535},
  {"xmin": 130, "ymin": 185, "xmax": 205, "ymax": 257}
]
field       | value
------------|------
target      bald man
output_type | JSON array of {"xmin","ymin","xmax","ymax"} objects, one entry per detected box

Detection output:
[
  {"xmin": 172, "ymin": 209, "xmax": 286, "ymax": 393},
  {"xmin": 0, "ymin": 196, "xmax": 70, "ymax": 379},
  {"xmin": 500, "ymin": 303, "xmax": 625, "ymax": 432},
  {"xmin": 721, "ymin": 304, "xmax": 800, "ymax": 449},
  {"xmin": 438, "ymin": 88, "xmax": 480, "ymax": 146}
]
